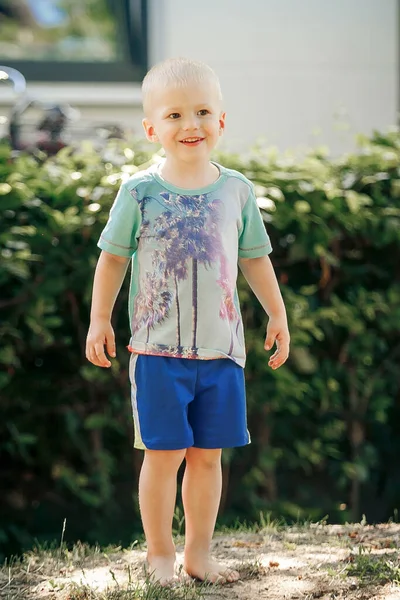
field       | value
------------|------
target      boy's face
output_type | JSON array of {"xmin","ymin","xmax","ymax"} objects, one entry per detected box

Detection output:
[{"xmin": 142, "ymin": 81, "xmax": 225, "ymax": 163}]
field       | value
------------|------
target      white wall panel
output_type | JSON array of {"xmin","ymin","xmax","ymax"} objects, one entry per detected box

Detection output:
[{"xmin": 149, "ymin": 0, "xmax": 398, "ymax": 153}]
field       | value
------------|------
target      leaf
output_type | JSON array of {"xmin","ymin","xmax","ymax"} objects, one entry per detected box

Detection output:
[
  {"xmin": 294, "ymin": 200, "xmax": 311, "ymax": 213},
  {"xmin": 0, "ymin": 183, "xmax": 12, "ymax": 195},
  {"xmin": 1, "ymin": 260, "xmax": 30, "ymax": 279},
  {"xmin": 345, "ymin": 190, "xmax": 373, "ymax": 213},
  {"xmin": 84, "ymin": 414, "xmax": 109, "ymax": 430}
]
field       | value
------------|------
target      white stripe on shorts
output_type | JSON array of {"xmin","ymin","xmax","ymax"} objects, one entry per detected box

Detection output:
[{"xmin": 129, "ymin": 352, "xmax": 146, "ymax": 450}]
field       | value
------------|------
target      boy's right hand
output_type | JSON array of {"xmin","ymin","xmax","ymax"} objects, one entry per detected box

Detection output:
[{"xmin": 86, "ymin": 318, "xmax": 116, "ymax": 368}]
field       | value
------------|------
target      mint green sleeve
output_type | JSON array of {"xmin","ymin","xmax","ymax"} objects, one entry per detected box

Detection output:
[
  {"xmin": 238, "ymin": 186, "xmax": 272, "ymax": 258},
  {"xmin": 97, "ymin": 184, "xmax": 141, "ymax": 258}
]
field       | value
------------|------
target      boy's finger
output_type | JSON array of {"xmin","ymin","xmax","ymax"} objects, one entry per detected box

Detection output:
[
  {"xmin": 264, "ymin": 330, "xmax": 277, "ymax": 350},
  {"xmin": 87, "ymin": 347, "xmax": 102, "ymax": 367},
  {"xmin": 94, "ymin": 342, "xmax": 111, "ymax": 367},
  {"xmin": 88, "ymin": 347, "xmax": 105, "ymax": 367},
  {"xmin": 270, "ymin": 354, "xmax": 287, "ymax": 366},
  {"xmin": 87, "ymin": 348, "xmax": 101, "ymax": 367},
  {"xmin": 268, "ymin": 347, "xmax": 289, "ymax": 369},
  {"xmin": 106, "ymin": 333, "xmax": 116, "ymax": 358},
  {"xmin": 86, "ymin": 343, "xmax": 96, "ymax": 363}
]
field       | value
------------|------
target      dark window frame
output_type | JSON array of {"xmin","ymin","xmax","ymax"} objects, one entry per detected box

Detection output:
[{"xmin": 0, "ymin": 0, "xmax": 147, "ymax": 82}]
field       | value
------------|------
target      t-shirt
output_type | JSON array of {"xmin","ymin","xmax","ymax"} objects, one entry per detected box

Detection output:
[{"xmin": 98, "ymin": 162, "xmax": 272, "ymax": 367}]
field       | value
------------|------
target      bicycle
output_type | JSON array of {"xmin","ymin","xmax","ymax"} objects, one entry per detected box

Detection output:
[{"xmin": 0, "ymin": 65, "xmax": 125, "ymax": 155}]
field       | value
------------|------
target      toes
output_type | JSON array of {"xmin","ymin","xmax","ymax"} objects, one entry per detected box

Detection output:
[
  {"xmin": 184, "ymin": 564, "xmax": 240, "ymax": 585},
  {"xmin": 205, "ymin": 574, "xmax": 225, "ymax": 584},
  {"xmin": 160, "ymin": 575, "xmax": 180, "ymax": 588},
  {"xmin": 143, "ymin": 561, "xmax": 178, "ymax": 586},
  {"xmin": 207, "ymin": 569, "xmax": 240, "ymax": 584},
  {"xmin": 220, "ymin": 569, "xmax": 239, "ymax": 583},
  {"xmin": 226, "ymin": 569, "xmax": 240, "ymax": 582}
]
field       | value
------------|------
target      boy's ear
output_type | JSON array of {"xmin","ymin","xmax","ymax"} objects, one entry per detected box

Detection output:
[
  {"xmin": 142, "ymin": 118, "xmax": 159, "ymax": 143},
  {"xmin": 219, "ymin": 111, "xmax": 226, "ymax": 136}
]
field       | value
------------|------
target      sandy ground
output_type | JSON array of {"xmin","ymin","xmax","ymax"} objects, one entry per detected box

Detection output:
[{"xmin": 2, "ymin": 523, "xmax": 400, "ymax": 599}]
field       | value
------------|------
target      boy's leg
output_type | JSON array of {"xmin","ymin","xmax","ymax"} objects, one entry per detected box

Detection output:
[
  {"xmin": 182, "ymin": 447, "xmax": 240, "ymax": 583},
  {"xmin": 139, "ymin": 448, "xmax": 186, "ymax": 583}
]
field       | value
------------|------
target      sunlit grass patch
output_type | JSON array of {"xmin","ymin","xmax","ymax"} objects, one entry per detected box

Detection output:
[
  {"xmin": 0, "ymin": 541, "xmax": 142, "ymax": 600},
  {"xmin": 346, "ymin": 546, "xmax": 400, "ymax": 587},
  {"xmin": 66, "ymin": 576, "xmax": 211, "ymax": 600},
  {"xmin": 0, "ymin": 545, "xmax": 227, "ymax": 600},
  {"xmin": 237, "ymin": 558, "xmax": 267, "ymax": 580}
]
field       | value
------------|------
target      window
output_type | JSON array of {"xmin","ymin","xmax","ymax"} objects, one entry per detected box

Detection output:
[{"xmin": 0, "ymin": 0, "xmax": 147, "ymax": 82}]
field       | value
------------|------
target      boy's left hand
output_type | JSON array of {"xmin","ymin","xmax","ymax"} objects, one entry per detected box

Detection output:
[{"xmin": 264, "ymin": 316, "xmax": 290, "ymax": 369}]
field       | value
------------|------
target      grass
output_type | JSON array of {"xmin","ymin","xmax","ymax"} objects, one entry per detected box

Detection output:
[
  {"xmin": 235, "ymin": 558, "xmax": 267, "ymax": 580},
  {"xmin": 66, "ymin": 578, "xmax": 211, "ymax": 600},
  {"xmin": 3, "ymin": 518, "xmax": 400, "ymax": 599},
  {"xmin": 346, "ymin": 546, "xmax": 400, "ymax": 587},
  {"xmin": 0, "ymin": 549, "xmax": 213, "ymax": 600},
  {"xmin": 0, "ymin": 537, "xmax": 243, "ymax": 600},
  {"xmin": 217, "ymin": 510, "xmax": 329, "ymax": 536}
]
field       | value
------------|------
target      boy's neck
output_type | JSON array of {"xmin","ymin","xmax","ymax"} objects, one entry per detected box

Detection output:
[{"xmin": 160, "ymin": 158, "xmax": 219, "ymax": 190}]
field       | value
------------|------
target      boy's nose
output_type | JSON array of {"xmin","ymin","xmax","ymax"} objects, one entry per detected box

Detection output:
[{"xmin": 182, "ymin": 118, "xmax": 200, "ymax": 130}]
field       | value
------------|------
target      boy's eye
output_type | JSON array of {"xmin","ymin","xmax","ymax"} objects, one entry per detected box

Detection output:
[
  {"xmin": 198, "ymin": 109, "xmax": 210, "ymax": 116},
  {"xmin": 168, "ymin": 113, "xmax": 180, "ymax": 119}
]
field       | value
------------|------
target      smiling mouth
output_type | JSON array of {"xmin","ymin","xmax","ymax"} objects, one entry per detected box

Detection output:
[{"xmin": 180, "ymin": 137, "xmax": 205, "ymax": 145}]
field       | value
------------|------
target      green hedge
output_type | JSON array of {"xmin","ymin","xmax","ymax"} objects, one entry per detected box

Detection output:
[{"xmin": 1, "ymin": 131, "xmax": 400, "ymax": 558}]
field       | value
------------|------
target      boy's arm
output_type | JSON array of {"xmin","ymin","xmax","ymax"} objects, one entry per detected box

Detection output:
[
  {"xmin": 239, "ymin": 254, "xmax": 290, "ymax": 369},
  {"xmin": 86, "ymin": 250, "xmax": 130, "ymax": 368}
]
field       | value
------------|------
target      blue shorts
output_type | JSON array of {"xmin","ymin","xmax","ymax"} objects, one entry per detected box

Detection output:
[{"xmin": 129, "ymin": 354, "xmax": 250, "ymax": 451}]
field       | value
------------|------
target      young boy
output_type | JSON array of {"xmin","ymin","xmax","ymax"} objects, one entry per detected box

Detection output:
[{"xmin": 86, "ymin": 58, "xmax": 290, "ymax": 585}]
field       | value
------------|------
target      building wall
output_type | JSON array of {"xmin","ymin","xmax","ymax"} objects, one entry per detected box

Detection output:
[
  {"xmin": 150, "ymin": 0, "xmax": 398, "ymax": 154},
  {"xmin": 0, "ymin": 0, "xmax": 397, "ymax": 154}
]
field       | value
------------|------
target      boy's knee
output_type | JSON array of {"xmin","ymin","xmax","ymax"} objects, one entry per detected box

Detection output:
[
  {"xmin": 144, "ymin": 448, "xmax": 186, "ymax": 470},
  {"xmin": 185, "ymin": 447, "xmax": 222, "ymax": 469}
]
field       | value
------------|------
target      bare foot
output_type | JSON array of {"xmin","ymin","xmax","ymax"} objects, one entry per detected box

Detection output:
[
  {"xmin": 145, "ymin": 556, "xmax": 178, "ymax": 586},
  {"xmin": 184, "ymin": 558, "xmax": 240, "ymax": 584}
]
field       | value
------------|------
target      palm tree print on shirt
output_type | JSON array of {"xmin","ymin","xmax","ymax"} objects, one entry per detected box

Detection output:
[
  {"xmin": 131, "ymin": 271, "xmax": 172, "ymax": 343},
  {"xmin": 131, "ymin": 192, "xmax": 173, "ymax": 343},
  {"xmin": 217, "ymin": 254, "xmax": 241, "ymax": 356},
  {"xmin": 152, "ymin": 247, "xmax": 187, "ymax": 350},
  {"xmin": 154, "ymin": 192, "xmax": 224, "ymax": 355}
]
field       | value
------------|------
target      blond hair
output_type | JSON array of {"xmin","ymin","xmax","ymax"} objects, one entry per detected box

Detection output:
[{"xmin": 142, "ymin": 57, "xmax": 222, "ymax": 114}]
